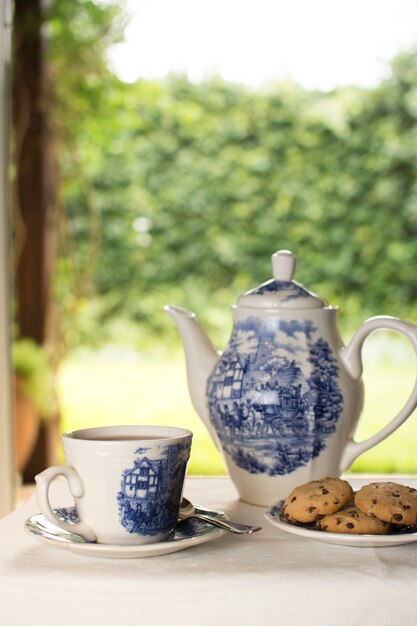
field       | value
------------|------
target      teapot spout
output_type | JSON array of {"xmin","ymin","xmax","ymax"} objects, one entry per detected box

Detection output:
[{"xmin": 164, "ymin": 305, "xmax": 221, "ymax": 449}]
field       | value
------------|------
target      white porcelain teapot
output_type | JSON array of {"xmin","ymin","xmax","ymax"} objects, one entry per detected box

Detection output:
[{"xmin": 165, "ymin": 250, "xmax": 417, "ymax": 506}]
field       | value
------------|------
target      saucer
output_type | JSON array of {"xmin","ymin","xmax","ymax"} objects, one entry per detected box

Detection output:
[
  {"xmin": 265, "ymin": 501, "xmax": 417, "ymax": 548},
  {"xmin": 25, "ymin": 506, "xmax": 226, "ymax": 558}
]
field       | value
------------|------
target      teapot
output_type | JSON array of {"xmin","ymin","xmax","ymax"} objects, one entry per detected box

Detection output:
[{"xmin": 165, "ymin": 250, "xmax": 417, "ymax": 506}]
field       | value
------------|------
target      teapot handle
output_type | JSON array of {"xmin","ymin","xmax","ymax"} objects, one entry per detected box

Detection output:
[{"xmin": 339, "ymin": 315, "xmax": 417, "ymax": 472}]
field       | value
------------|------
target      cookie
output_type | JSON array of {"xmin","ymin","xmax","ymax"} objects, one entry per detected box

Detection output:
[
  {"xmin": 282, "ymin": 477, "xmax": 354, "ymax": 523},
  {"xmin": 354, "ymin": 481, "xmax": 417, "ymax": 526},
  {"xmin": 316, "ymin": 505, "xmax": 392, "ymax": 534}
]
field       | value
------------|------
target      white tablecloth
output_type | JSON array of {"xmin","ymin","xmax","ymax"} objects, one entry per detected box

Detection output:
[{"xmin": 1, "ymin": 475, "xmax": 417, "ymax": 626}]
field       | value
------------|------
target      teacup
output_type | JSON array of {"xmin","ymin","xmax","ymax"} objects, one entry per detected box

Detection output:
[{"xmin": 35, "ymin": 425, "xmax": 193, "ymax": 545}]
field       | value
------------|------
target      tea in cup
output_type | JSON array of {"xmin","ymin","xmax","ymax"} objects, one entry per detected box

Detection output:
[{"xmin": 35, "ymin": 425, "xmax": 192, "ymax": 545}]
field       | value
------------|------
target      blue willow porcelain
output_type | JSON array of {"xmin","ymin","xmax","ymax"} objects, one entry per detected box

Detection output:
[
  {"xmin": 35, "ymin": 425, "xmax": 192, "ymax": 544},
  {"xmin": 166, "ymin": 250, "xmax": 417, "ymax": 506}
]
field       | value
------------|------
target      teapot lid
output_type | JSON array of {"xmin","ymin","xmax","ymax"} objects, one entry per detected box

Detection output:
[{"xmin": 237, "ymin": 250, "xmax": 327, "ymax": 309}]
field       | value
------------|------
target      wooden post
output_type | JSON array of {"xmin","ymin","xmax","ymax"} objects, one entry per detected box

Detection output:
[
  {"xmin": 12, "ymin": 0, "xmax": 59, "ymax": 481},
  {"xmin": 13, "ymin": 0, "xmax": 56, "ymax": 345}
]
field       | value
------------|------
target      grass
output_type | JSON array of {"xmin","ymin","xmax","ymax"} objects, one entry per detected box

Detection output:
[
  {"xmin": 56, "ymin": 334, "xmax": 417, "ymax": 475},
  {"xmin": 57, "ymin": 347, "xmax": 225, "ymax": 474}
]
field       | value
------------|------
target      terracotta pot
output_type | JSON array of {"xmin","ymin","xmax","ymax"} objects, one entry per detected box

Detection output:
[{"xmin": 13, "ymin": 376, "xmax": 40, "ymax": 473}]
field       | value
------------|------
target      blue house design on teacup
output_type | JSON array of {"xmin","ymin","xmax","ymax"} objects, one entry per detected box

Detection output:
[
  {"xmin": 121, "ymin": 457, "xmax": 159, "ymax": 500},
  {"xmin": 118, "ymin": 443, "xmax": 189, "ymax": 536}
]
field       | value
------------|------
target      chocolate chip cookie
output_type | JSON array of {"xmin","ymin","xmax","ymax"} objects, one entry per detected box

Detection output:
[
  {"xmin": 282, "ymin": 477, "xmax": 354, "ymax": 523},
  {"xmin": 354, "ymin": 481, "xmax": 417, "ymax": 526},
  {"xmin": 316, "ymin": 505, "xmax": 392, "ymax": 534}
]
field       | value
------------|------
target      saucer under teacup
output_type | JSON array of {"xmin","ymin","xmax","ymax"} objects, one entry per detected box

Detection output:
[{"xmin": 25, "ymin": 506, "xmax": 227, "ymax": 558}]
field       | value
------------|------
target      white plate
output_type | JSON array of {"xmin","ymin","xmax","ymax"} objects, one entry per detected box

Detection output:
[
  {"xmin": 25, "ymin": 506, "xmax": 226, "ymax": 558},
  {"xmin": 265, "ymin": 501, "xmax": 417, "ymax": 548}
]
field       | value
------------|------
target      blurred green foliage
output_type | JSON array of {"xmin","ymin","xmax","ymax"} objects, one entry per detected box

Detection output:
[
  {"xmin": 46, "ymin": 1, "xmax": 417, "ymax": 353},
  {"xmin": 12, "ymin": 339, "xmax": 55, "ymax": 418}
]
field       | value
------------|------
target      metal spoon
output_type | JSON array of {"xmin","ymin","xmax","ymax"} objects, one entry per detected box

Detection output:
[{"xmin": 179, "ymin": 498, "xmax": 261, "ymax": 534}]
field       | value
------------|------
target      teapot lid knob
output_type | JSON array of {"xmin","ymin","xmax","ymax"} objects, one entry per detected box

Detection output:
[
  {"xmin": 272, "ymin": 250, "xmax": 296, "ymax": 281},
  {"xmin": 238, "ymin": 248, "xmax": 327, "ymax": 309}
]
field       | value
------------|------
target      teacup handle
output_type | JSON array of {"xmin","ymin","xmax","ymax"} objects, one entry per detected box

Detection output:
[
  {"xmin": 339, "ymin": 315, "xmax": 417, "ymax": 472},
  {"xmin": 35, "ymin": 466, "xmax": 97, "ymax": 541}
]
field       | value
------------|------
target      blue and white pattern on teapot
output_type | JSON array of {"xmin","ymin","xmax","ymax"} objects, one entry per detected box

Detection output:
[
  {"xmin": 207, "ymin": 316, "xmax": 343, "ymax": 476},
  {"xmin": 166, "ymin": 248, "xmax": 417, "ymax": 506}
]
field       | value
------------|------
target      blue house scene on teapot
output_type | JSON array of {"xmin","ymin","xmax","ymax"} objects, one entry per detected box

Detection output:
[
  {"xmin": 117, "ymin": 443, "xmax": 188, "ymax": 535},
  {"xmin": 207, "ymin": 317, "xmax": 343, "ymax": 476}
]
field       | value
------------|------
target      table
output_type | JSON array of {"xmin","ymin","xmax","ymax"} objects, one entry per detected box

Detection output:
[{"xmin": 1, "ymin": 476, "xmax": 417, "ymax": 626}]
